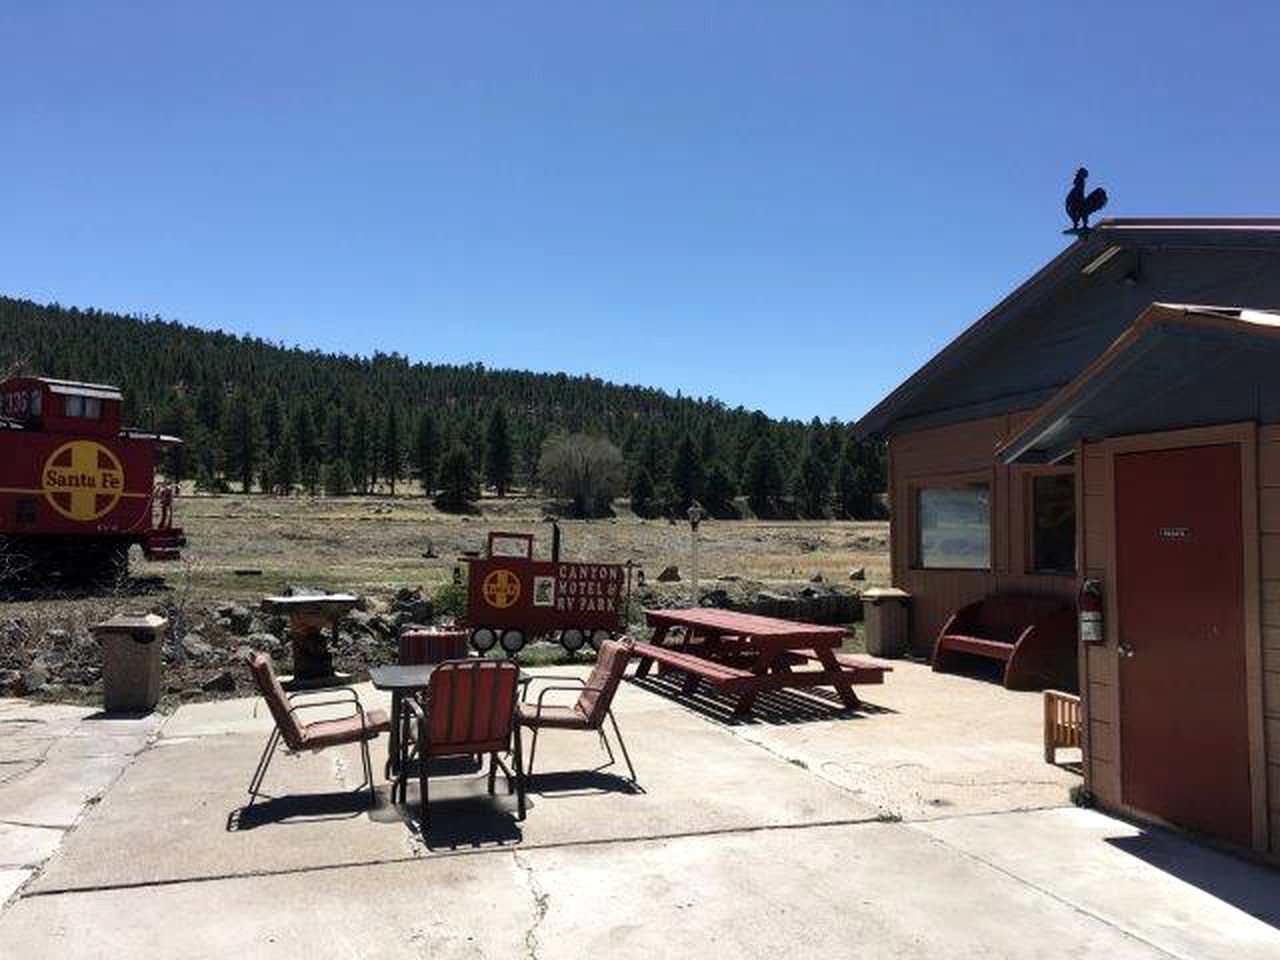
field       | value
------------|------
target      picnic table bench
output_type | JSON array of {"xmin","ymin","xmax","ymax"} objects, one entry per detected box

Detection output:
[{"xmin": 634, "ymin": 608, "xmax": 891, "ymax": 717}]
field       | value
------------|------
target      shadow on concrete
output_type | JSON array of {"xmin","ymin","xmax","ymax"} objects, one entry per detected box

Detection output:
[
  {"xmin": 627, "ymin": 673, "xmax": 896, "ymax": 726},
  {"xmin": 1107, "ymin": 826, "xmax": 1280, "ymax": 930},
  {"xmin": 526, "ymin": 768, "xmax": 643, "ymax": 798},
  {"xmin": 226, "ymin": 790, "xmax": 375, "ymax": 831}
]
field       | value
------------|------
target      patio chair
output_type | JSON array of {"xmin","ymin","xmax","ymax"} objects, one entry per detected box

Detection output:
[
  {"xmin": 401, "ymin": 659, "xmax": 526, "ymax": 827},
  {"xmin": 518, "ymin": 638, "xmax": 638, "ymax": 785},
  {"xmin": 246, "ymin": 652, "xmax": 390, "ymax": 806}
]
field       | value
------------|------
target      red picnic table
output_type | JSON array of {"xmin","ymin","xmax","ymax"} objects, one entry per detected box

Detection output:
[{"xmin": 633, "ymin": 607, "xmax": 890, "ymax": 718}]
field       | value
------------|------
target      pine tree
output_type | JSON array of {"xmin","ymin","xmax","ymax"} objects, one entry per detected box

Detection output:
[
  {"xmin": 485, "ymin": 405, "xmax": 514, "ymax": 497},
  {"xmin": 743, "ymin": 436, "xmax": 783, "ymax": 516},
  {"xmin": 324, "ymin": 458, "xmax": 353, "ymax": 496},
  {"xmin": 324, "ymin": 408, "xmax": 348, "ymax": 465},
  {"xmin": 792, "ymin": 439, "xmax": 830, "ymax": 518},
  {"xmin": 350, "ymin": 406, "xmax": 370, "ymax": 494},
  {"xmin": 703, "ymin": 459, "xmax": 737, "ymax": 518},
  {"xmin": 291, "ymin": 405, "xmax": 317, "ymax": 469},
  {"xmin": 159, "ymin": 389, "xmax": 195, "ymax": 484},
  {"xmin": 629, "ymin": 465, "xmax": 655, "ymax": 517},
  {"xmin": 301, "ymin": 455, "xmax": 320, "ymax": 497},
  {"xmin": 833, "ymin": 440, "xmax": 860, "ymax": 519},
  {"xmin": 273, "ymin": 435, "xmax": 299, "ymax": 495},
  {"xmin": 413, "ymin": 411, "xmax": 441, "ymax": 496},
  {"xmin": 669, "ymin": 433, "xmax": 704, "ymax": 511},
  {"xmin": 381, "ymin": 405, "xmax": 403, "ymax": 495},
  {"xmin": 435, "ymin": 444, "xmax": 477, "ymax": 513},
  {"xmin": 223, "ymin": 392, "xmax": 261, "ymax": 493}
]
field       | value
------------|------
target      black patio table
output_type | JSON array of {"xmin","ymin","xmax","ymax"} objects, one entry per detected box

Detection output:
[{"xmin": 369, "ymin": 663, "xmax": 528, "ymax": 802}]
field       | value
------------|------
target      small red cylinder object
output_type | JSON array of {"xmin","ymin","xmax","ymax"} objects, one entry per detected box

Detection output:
[
  {"xmin": 399, "ymin": 627, "xmax": 469, "ymax": 665},
  {"xmin": 1078, "ymin": 578, "xmax": 1104, "ymax": 645}
]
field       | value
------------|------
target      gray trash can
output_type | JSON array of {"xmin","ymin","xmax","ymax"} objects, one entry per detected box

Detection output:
[
  {"xmin": 93, "ymin": 614, "xmax": 168, "ymax": 712},
  {"xmin": 862, "ymin": 588, "xmax": 910, "ymax": 659}
]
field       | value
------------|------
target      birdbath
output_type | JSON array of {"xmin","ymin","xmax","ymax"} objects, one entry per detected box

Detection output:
[{"xmin": 260, "ymin": 593, "xmax": 359, "ymax": 689}]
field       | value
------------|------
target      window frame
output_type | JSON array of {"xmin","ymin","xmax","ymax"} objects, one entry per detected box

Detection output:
[
  {"xmin": 911, "ymin": 477, "xmax": 993, "ymax": 572},
  {"xmin": 1024, "ymin": 467, "xmax": 1077, "ymax": 576}
]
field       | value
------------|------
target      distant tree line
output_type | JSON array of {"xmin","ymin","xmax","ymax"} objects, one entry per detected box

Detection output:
[{"xmin": 0, "ymin": 296, "xmax": 886, "ymax": 519}]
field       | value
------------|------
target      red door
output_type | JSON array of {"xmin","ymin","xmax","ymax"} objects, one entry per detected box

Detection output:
[{"xmin": 1115, "ymin": 444, "xmax": 1251, "ymax": 846}]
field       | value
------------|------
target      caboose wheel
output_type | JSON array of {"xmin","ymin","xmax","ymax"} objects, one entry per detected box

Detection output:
[
  {"xmin": 588, "ymin": 629, "xmax": 612, "ymax": 650},
  {"xmin": 470, "ymin": 627, "xmax": 497, "ymax": 653},
  {"xmin": 559, "ymin": 628, "xmax": 585, "ymax": 653},
  {"xmin": 499, "ymin": 629, "xmax": 526, "ymax": 654}
]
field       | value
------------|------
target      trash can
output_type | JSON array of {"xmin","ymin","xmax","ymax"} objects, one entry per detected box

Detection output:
[
  {"xmin": 862, "ymin": 588, "xmax": 910, "ymax": 659},
  {"xmin": 93, "ymin": 614, "xmax": 168, "ymax": 712},
  {"xmin": 399, "ymin": 626, "xmax": 469, "ymax": 665}
]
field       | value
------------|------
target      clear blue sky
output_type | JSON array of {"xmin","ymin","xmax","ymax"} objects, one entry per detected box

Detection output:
[{"xmin": 2, "ymin": 3, "xmax": 1276, "ymax": 422}]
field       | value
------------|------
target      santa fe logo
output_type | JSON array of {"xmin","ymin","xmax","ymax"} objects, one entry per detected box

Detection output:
[{"xmin": 42, "ymin": 441, "xmax": 125, "ymax": 521}]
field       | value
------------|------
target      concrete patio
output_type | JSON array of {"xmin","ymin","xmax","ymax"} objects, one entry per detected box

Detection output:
[{"xmin": 2, "ymin": 661, "xmax": 1278, "ymax": 958}]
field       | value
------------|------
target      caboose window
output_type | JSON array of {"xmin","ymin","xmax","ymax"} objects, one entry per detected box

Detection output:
[{"xmin": 63, "ymin": 395, "xmax": 102, "ymax": 419}]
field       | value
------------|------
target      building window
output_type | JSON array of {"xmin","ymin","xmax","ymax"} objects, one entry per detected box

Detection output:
[
  {"xmin": 1030, "ymin": 473, "xmax": 1076, "ymax": 574},
  {"xmin": 917, "ymin": 485, "xmax": 990, "ymax": 570},
  {"xmin": 63, "ymin": 395, "xmax": 102, "ymax": 419}
]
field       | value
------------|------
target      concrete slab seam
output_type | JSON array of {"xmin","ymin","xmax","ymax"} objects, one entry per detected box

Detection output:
[
  {"xmin": 19, "ymin": 813, "xmax": 891, "ymax": 900},
  {"xmin": 911, "ymin": 827, "xmax": 1187, "ymax": 960}
]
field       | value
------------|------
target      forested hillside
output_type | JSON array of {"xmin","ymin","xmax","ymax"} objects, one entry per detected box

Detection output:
[{"xmin": 0, "ymin": 296, "xmax": 884, "ymax": 518}]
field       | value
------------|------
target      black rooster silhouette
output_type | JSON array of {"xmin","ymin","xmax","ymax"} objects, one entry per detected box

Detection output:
[{"xmin": 1065, "ymin": 167, "xmax": 1107, "ymax": 233}]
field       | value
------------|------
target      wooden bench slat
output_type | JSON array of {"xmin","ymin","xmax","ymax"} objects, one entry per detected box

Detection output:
[
  {"xmin": 631, "ymin": 641, "xmax": 754, "ymax": 683},
  {"xmin": 937, "ymin": 634, "xmax": 1016, "ymax": 661}
]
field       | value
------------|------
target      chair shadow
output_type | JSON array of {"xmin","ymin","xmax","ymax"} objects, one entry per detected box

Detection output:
[
  {"xmin": 628, "ymin": 672, "xmax": 896, "ymax": 727},
  {"xmin": 227, "ymin": 790, "xmax": 375, "ymax": 831},
  {"xmin": 527, "ymin": 767, "xmax": 644, "ymax": 798},
  {"xmin": 1105, "ymin": 826, "xmax": 1280, "ymax": 930}
]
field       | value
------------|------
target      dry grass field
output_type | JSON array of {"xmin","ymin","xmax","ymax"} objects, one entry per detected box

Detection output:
[{"xmin": 170, "ymin": 492, "xmax": 891, "ymax": 601}]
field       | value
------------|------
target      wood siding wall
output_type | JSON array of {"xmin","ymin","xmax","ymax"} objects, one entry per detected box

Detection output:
[
  {"xmin": 1079, "ymin": 424, "xmax": 1277, "ymax": 857},
  {"xmin": 888, "ymin": 413, "xmax": 1077, "ymax": 656}
]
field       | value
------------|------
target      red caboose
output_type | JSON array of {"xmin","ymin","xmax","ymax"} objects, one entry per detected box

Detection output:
[{"xmin": 0, "ymin": 377, "xmax": 185, "ymax": 581}]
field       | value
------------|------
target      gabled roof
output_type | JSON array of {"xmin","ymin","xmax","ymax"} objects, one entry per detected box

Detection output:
[
  {"xmin": 997, "ymin": 303, "xmax": 1280, "ymax": 464},
  {"xmin": 853, "ymin": 218, "xmax": 1280, "ymax": 438}
]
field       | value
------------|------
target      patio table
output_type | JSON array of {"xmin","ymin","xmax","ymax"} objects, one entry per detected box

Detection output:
[
  {"xmin": 635, "ymin": 608, "xmax": 861, "ymax": 717},
  {"xmin": 369, "ymin": 663, "xmax": 529, "ymax": 802}
]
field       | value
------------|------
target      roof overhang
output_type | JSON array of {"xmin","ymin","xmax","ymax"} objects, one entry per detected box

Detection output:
[
  {"xmin": 43, "ymin": 379, "xmax": 123, "ymax": 402},
  {"xmin": 997, "ymin": 303, "xmax": 1280, "ymax": 464},
  {"xmin": 853, "ymin": 219, "xmax": 1280, "ymax": 439}
]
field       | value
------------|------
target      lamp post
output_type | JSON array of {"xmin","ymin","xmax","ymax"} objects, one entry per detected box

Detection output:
[{"xmin": 687, "ymin": 500, "xmax": 705, "ymax": 607}]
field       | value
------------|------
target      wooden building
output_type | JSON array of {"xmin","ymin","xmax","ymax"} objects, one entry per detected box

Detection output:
[{"xmin": 854, "ymin": 219, "xmax": 1280, "ymax": 859}]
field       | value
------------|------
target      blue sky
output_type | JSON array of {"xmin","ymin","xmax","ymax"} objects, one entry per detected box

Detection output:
[{"xmin": 1, "ymin": 3, "xmax": 1276, "ymax": 421}]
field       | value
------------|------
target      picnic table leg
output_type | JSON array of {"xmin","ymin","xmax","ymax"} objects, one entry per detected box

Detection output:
[
  {"xmin": 731, "ymin": 641, "xmax": 781, "ymax": 717},
  {"xmin": 634, "ymin": 624, "xmax": 668, "ymax": 678},
  {"xmin": 680, "ymin": 630, "xmax": 726, "ymax": 696},
  {"xmin": 815, "ymin": 644, "xmax": 861, "ymax": 709}
]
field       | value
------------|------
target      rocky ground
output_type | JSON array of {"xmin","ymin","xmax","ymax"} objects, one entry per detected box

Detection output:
[{"xmin": 0, "ymin": 573, "xmax": 867, "ymax": 708}]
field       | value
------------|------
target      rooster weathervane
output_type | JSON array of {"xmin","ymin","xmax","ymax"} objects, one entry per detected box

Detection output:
[{"xmin": 1064, "ymin": 167, "xmax": 1107, "ymax": 236}]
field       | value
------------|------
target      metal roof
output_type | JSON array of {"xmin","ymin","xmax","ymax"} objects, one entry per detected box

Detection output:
[
  {"xmin": 40, "ymin": 378, "xmax": 123, "ymax": 401},
  {"xmin": 997, "ymin": 303, "xmax": 1280, "ymax": 464},
  {"xmin": 853, "ymin": 219, "xmax": 1280, "ymax": 438}
]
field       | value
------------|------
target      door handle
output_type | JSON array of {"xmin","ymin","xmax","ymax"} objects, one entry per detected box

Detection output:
[{"xmin": 1117, "ymin": 643, "xmax": 1135, "ymax": 659}]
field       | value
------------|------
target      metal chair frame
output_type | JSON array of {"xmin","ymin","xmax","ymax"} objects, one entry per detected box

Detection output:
[
  {"xmin": 400, "ymin": 660, "xmax": 527, "ymax": 828},
  {"xmin": 524, "ymin": 676, "xmax": 638, "ymax": 784},
  {"xmin": 247, "ymin": 686, "xmax": 377, "ymax": 806}
]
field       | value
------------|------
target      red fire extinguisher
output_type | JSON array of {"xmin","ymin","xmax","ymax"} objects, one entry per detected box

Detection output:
[{"xmin": 1078, "ymin": 578, "xmax": 1104, "ymax": 645}]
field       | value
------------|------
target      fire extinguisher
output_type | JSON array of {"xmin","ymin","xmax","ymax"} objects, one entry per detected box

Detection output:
[{"xmin": 1078, "ymin": 578, "xmax": 1104, "ymax": 645}]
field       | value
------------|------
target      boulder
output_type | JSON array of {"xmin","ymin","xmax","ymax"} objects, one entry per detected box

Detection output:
[
  {"xmin": 656, "ymin": 565, "xmax": 681, "ymax": 583},
  {"xmin": 245, "ymin": 632, "xmax": 283, "ymax": 655},
  {"xmin": 19, "ymin": 660, "xmax": 50, "ymax": 694},
  {"xmin": 181, "ymin": 633, "xmax": 214, "ymax": 662}
]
